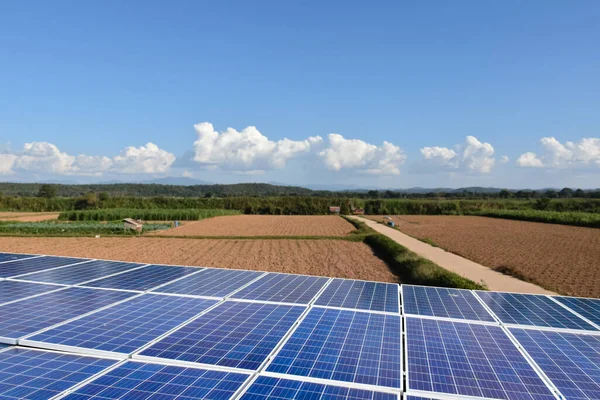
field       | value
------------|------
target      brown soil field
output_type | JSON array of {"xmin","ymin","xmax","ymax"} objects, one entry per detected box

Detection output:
[
  {"xmin": 367, "ymin": 215, "xmax": 600, "ymax": 297},
  {"xmin": 150, "ymin": 215, "xmax": 356, "ymax": 237},
  {"xmin": 0, "ymin": 237, "xmax": 396, "ymax": 282},
  {"xmin": 0, "ymin": 212, "xmax": 60, "ymax": 222}
]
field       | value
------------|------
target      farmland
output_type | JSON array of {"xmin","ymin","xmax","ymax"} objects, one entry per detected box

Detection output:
[
  {"xmin": 368, "ymin": 215, "xmax": 600, "ymax": 297},
  {"xmin": 151, "ymin": 215, "xmax": 356, "ymax": 237},
  {"xmin": 0, "ymin": 212, "xmax": 60, "ymax": 222}
]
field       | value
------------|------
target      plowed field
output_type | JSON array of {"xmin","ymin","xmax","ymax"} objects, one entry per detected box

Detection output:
[
  {"xmin": 151, "ymin": 215, "xmax": 355, "ymax": 237},
  {"xmin": 367, "ymin": 215, "xmax": 600, "ymax": 297},
  {"xmin": 0, "ymin": 237, "xmax": 396, "ymax": 282},
  {"xmin": 0, "ymin": 212, "xmax": 60, "ymax": 222}
]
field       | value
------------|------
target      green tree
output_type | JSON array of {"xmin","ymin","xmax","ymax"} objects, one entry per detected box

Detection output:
[
  {"xmin": 498, "ymin": 189, "xmax": 512, "ymax": 198},
  {"xmin": 544, "ymin": 190, "xmax": 558, "ymax": 198},
  {"xmin": 98, "ymin": 192, "xmax": 109, "ymax": 201},
  {"xmin": 574, "ymin": 189, "xmax": 585, "ymax": 198},
  {"xmin": 37, "ymin": 184, "xmax": 56, "ymax": 198},
  {"xmin": 559, "ymin": 188, "xmax": 573, "ymax": 198},
  {"xmin": 340, "ymin": 201, "xmax": 351, "ymax": 215}
]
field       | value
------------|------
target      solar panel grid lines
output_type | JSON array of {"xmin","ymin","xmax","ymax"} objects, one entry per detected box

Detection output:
[
  {"xmin": 265, "ymin": 307, "xmax": 403, "ymax": 389},
  {"xmin": 0, "ymin": 256, "xmax": 92, "ymax": 279},
  {"xmin": 475, "ymin": 291, "xmax": 598, "ymax": 332},
  {"xmin": 0, "ymin": 347, "xmax": 119, "ymax": 400},
  {"xmin": 549, "ymin": 295, "xmax": 600, "ymax": 330},
  {"xmin": 401, "ymin": 285, "xmax": 496, "ymax": 323},
  {"xmin": 404, "ymin": 317, "xmax": 557, "ymax": 400},
  {"xmin": 145, "ymin": 266, "xmax": 209, "ymax": 293},
  {"xmin": 314, "ymin": 278, "xmax": 400, "ymax": 313},
  {"xmin": 0, "ymin": 280, "xmax": 67, "ymax": 306},
  {"xmin": 230, "ymin": 272, "xmax": 330, "ymax": 304},
  {"xmin": 80, "ymin": 264, "xmax": 200, "ymax": 292},
  {"xmin": 21, "ymin": 294, "xmax": 220, "ymax": 358},
  {"xmin": 136, "ymin": 301, "xmax": 307, "ymax": 372},
  {"xmin": 151, "ymin": 267, "xmax": 267, "ymax": 299},
  {"xmin": 238, "ymin": 375, "xmax": 401, "ymax": 400},
  {"xmin": 0, "ymin": 253, "xmax": 40, "ymax": 264}
]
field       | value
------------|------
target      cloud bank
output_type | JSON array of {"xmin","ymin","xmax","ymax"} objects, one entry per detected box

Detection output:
[
  {"xmin": 516, "ymin": 137, "xmax": 600, "ymax": 168},
  {"xmin": 417, "ymin": 136, "xmax": 496, "ymax": 173}
]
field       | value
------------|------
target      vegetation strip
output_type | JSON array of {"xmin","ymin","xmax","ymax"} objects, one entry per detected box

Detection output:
[{"xmin": 59, "ymin": 208, "xmax": 241, "ymax": 221}]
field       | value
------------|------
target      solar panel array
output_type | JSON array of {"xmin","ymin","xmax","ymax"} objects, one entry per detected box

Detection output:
[{"xmin": 1, "ymin": 251, "xmax": 600, "ymax": 400}]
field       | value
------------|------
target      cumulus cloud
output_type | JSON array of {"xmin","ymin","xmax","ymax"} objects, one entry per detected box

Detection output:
[
  {"xmin": 516, "ymin": 137, "xmax": 600, "ymax": 168},
  {"xmin": 0, "ymin": 142, "xmax": 175, "ymax": 176},
  {"xmin": 319, "ymin": 134, "xmax": 406, "ymax": 175},
  {"xmin": 193, "ymin": 122, "xmax": 322, "ymax": 171},
  {"xmin": 500, "ymin": 155, "xmax": 510, "ymax": 164},
  {"xmin": 418, "ymin": 136, "xmax": 496, "ymax": 173}
]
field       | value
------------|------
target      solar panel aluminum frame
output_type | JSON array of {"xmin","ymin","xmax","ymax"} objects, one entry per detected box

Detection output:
[
  {"xmin": 0, "ymin": 254, "xmax": 43, "ymax": 265},
  {"xmin": 0, "ymin": 280, "xmax": 67, "ymax": 306},
  {"xmin": 5, "ymin": 257, "xmax": 94, "ymax": 279},
  {"xmin": 546, "ymin": 295, "xmax": 600, "ymax": 332},
  {"xmin": 403, "ymin": 317, "xmax": 562, "ymax": 400}
]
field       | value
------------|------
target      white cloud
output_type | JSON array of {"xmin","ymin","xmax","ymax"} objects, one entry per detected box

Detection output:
[
  {"xmin": 516, "ymin": 137, "xmax": 600, "ymax": 168},
  {"xmin": 500, "ymin": 155, "xmax": 510, "ymax": 164},
  {"xmin": 182, "ymin": 170, "xmax": 193, "ymax": 178},
  {"xmin": 418, "ymin": 136, "xmax": 496, "ymax": 173},
  {"xmin": 319, "ymin": 134, "xmax": 406, "ymax": 175},
  {"xmin": 0, "ymin": 142, "xmax": 175, "ymax": 176},
  {"xmin": 193, "ymin": 122, "xmax": 322, "ymax": 172}
]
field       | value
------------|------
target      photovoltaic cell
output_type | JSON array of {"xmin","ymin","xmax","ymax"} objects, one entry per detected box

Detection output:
[
  {"xmin": 0, "ymin": 287, "xmax": 136, "ymax": 340},
  {"xmin": 405, "ymin": 317, "xmax": 555, "ymax": 400},
  {"xmin": 475, "ymin": 291, "xmax": 597, "ymax": 331},
  {"xmin": 27, "ymin": 294, "xmax": 218, "ymax": 355},
  {"xmin": 0, "ymin": 280, "xmax": 62, "ymax": 305},
  {"xmin": 231, "ymin": 273, "xmax": 328, "ymax": 304},
  {"xmin": 403, "ymin": 285, "xmax": 495, "ymax": 322},
  {"xmin": 139, "ymin": 301, "xmax": 305, "ymax": 370},
  {"xmin": 553, "ymin": 296, "xmax": 600, "ymax": 327},
  {"xmin": 314, "ymin": 278, "xmax": 399, "ymax": 313},
  {"xmin": 0, "ymin": 347, "xmax": 115, "ymax": 399},
  {"xmin": 0, "ymin": 256, "xmax": 88, "ymax": 278},
  {"xmin": 0, "ymin": 253, "xmax": 35, "ymax": 263},
  {"xmin": 15, "ymin": 260, "xmax": 144, "ymax": 285},
  {"xmin": 510, "ymin": 328, "xmax": 600, "ymax": 400},
  {"xmin": 267, "ymin": 308, "xmax": 402, "ymax": 389},
  {"xmin": 240, "ymin": 376, "xmax": 398, "ymax": 400},
  {"xmin": 83, "ymin": 264, "xmax": 199, "ymax": 291},
  {"xmin": 62, "ymin": 361, "xmax": 249, "ymax": 400},
  {"xmin": 152, "ymin": 268, "xmax": 264, "ymax": 298}
]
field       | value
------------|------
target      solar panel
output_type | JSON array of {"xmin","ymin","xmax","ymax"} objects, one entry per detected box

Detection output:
[
  {"xmin": 267, "ymin": 307, "xmax": 402, "ymax": 389},
  {"xmin": 25, "ymin": 294, "xmax": 218, "ymax": 356},
  {"xmin": 314, "ymin": 278, "xmax": 399, "ymax": 313},
  {"xmin": 0, "ymin": 347, "xmax": 116, "ymax": 399},
  {"xmin": 0, "ymin": 287, "xmax": 136, "ymax": 342},
  {"xmin": 14, "ymin": 260, "xmax": 144, "ymax": 285},
  {"xmin": 152, "ymin": 268, "xmax": 264, "ymax": 298},
  {"xmin": 63, "ymin": 360, "xmax": 250, "ymax": 400},
  {"xmin": 0, "ymin": 280, "xmax": 64, "ymax": 305},
  {"xmin": 0, "ymin": 252, "xmax": 36, "ymax": 263},
  {"xmin": 403, "ymin": 285, "xmax": 495, "ymax": 322},
  {"xmin": 230, "ymin": 273, "xmax": 329, "ymax": 304},
  {"xmin": 240, "ymin": 376, "xmax": 398, "ymax": 400},
  {"xmin": 405, "ymin": 317, "xmax": 556, "ymax": 400},
  {"xmin": 82, "ymin": 264, "xmax": 199, "ymax": 291},
  {"xmin": 0, "ymin": 256, "xmax": 89, "ymax": 278},
  {"xmin": 553, "ymin": 296, "xmax": 600, "ymax": 327},
  {"xmin": 475, "ymin": 291, "xmax": 597, "ymax": 331},
  {"xmin": 510, "ymin": 328, "xmax": 600, "ymax": 400},
  {"xmin": 138, "ymin": 301, "xmax": 305, "ymax": 370}
]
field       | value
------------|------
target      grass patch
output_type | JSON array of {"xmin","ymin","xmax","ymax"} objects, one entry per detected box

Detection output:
[
  {"xmin": 417, "ymin": 237, "xmax": 441, "ymax": 248},
  {"xmin": 59, "ymin": 209, "xmax": 241, "ymax": 222},
  {"xmin": 364, "ymin": 234, "xmax": 486, "ymax": 290},
  {"xmin": 465, "ymin": 209, "xmax": 600, "ymax": 228},
  {"xmin": 0, "ymin": 221, "xmax": 170, "ymax": 235}
]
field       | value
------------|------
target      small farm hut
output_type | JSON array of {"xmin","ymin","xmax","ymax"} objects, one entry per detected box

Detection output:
[{"xmin": 123, "ymin": 218, "xmax": 143, "ymax": 233}]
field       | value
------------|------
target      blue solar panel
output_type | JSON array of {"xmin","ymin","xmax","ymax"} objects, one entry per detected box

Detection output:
[
  {"xmin": 152, "ymin": 268, "xmax": 264, "ymax": 298},
  {"xmin": 314, "ymin": 278, "xmax": 399, "ymax": 313},
  {"xmin": 240, "ymin": 376, "xmax": 398, "ymax": 400},
  {"xmin": 15, "ymin": 260, "xmax": 144, "ymax": 285},
  {"xmin": 83, "ymin": 264, "xmax": 199, "ymax": 291},
  {"xmin": 403, "ymin": 285, "xmax": 495, "ymax": 322},
  {"xmin": 475, "ymin": 291, "xmax": 597, "ymax": 331},
  {"xmin": 63, "ymin": 361, "xmax": 249, "ymax": 400},
  {"xmin": 267, "ymin": 307, "xmax": 401, "ymax": 388},
  {"xmin": 510, "ymin": 328, "xmax": 600, "ymax": 400},
  {"xmin": 405, "ymin": 317, "xmax": 555, "ymax": 399},
  {"xmin": 0, "ymin": 256, "xmax": 88, "ymax": 278},
  {"xmin": 0, "ymin": 347, "xmax": 116, "ymax": 399},
  {"xmin": 26, "ymin": 294, "xmax": 218, "ymax": 355},
  {"xmin": 0, "ymin": 280, "xmax": 62, "ymax": 305},
  {"xmin": 139, "ymin": 301, "xmax": 305, "ymax": 370},
  {"xmin": 231, "ymin": 273, "xmax": 328, "ymax": 304},
  {"xmin": 0, "ymin": 287, "xmax": 136, "ymax": 341},
  {"xmin": 553, "ymin": 296, "xmax": 600, "ymax": 327},
  {"xmin": 0, "ymin": 253, "xmax": 35, "ymax": 263}
]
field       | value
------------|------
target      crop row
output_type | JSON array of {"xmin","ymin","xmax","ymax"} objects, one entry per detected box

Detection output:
[
  {"xmin": 58, "ymin": 209, "xmax": 241, "ymax": 221},
  {"xmin": 0, "ymin": 221, "xmax": 171, "ymax": 235}
]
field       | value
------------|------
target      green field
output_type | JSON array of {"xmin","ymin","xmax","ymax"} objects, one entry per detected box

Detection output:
[
  {"xmin": 59, "ymin": 208, "xmax": 241, "ymax": 221},
  {"xmin": 0, "ymin": 221, "xmax": 171, "ymax": 235}
]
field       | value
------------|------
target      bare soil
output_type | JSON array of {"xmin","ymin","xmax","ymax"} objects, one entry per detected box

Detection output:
[
  {"xmin": 367, "ymin": 215, "xmax": 600, "ymax": 297},
  {"xmin": 0, "ymin": 237, "xmax": 396, "ymax": 282},
  {"xmin": 150, "ymin": 215, "xmax": 356, "ymax": 237},
  {"xmin": 0, "ymin": 212, "xmax": 60, "ymax": 222}
]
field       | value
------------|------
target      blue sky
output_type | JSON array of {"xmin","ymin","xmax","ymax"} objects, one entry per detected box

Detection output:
[{"xmin": 1, "ymin": 1, "xmax": 599, "ymax": 188}]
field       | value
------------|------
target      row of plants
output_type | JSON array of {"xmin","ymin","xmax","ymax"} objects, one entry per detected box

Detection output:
[
  {"xmin": 58, "ymin": 209, "xmax": 241, "ymax": 221},
  {"xmin": 0, "ymin": 221, "xmax": 171, "ymax": 235},
  {"xmin": 464, "ymin": 209, "xmax": 600, "ymax": 228}
]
